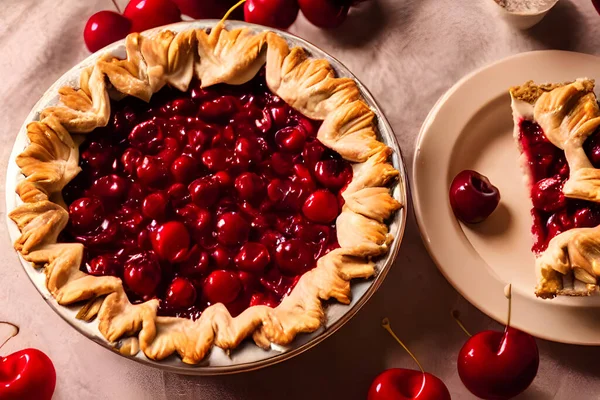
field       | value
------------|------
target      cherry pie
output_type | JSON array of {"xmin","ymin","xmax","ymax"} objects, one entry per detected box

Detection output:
[
  {"xmin": 510, "ymin": 79, "xmax": 600, "ymax": 298},
  {"xmin": 9, "ymin": 24, "xmax": 402, "ymax": 363}
]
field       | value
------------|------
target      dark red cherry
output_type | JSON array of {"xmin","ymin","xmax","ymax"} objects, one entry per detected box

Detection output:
[
  {"xmin": 88, "ymin": 174, "xmax": 130, "ymax": 201},
  {"xmin": 123, "ymin": 251, "xmax": 162, "ymax": 296},
  {"xmin": 235, "ymin": 243, "xmax": 271, "ymax": 273},
  {"xmin": 249, "ymin": 292, "xmax": 279, "ymax": 308},
  {"xmin": 150, "ymin": 221, "xmax": 190, "ymax": 262},
  {"xmin": 179, "ymin": 247, "xmax": 211, "ymax": 277},
  {"xmin": 186, "ymin": 128, "xmax": 210, "ymax": 157},
  {"xmin": 84, "ymin": 11, "xmax": 131, "ymax": 53},
  {"xmin": 129, "ymin": 119, "xmax": 164, "ymax": 154},
  {"xmin": 244, "ymin": 0, "xmax": 300, "ymax": 30},
  {"xmin": 123, "ymin": 0, "xmax": 182, "ymax": 33},
  {"xmin": 178, "ymin": 204, "xmax": 213, "ymax": 235},
  {"xmin": 198, "ymin": 96, "xmax": 237, "ymax": 121},
  {"xmin": 574, "ymin": 207, "xmax": 600, "ymax": 228},
  {"xmin": 234, "ymin": 172, "xmax": 265, "ymax": 203},
  {"xmin": 168, "ymin": 182, "xmax": 191, "ymax": 208},
  {"xmin": 157, "ymin": 137, "xmax": 181, "ymax": 164},
  {"xmin": 302, "ymin": 189, "xmax": 339, "ymax": 224},
  {"xmin": 274, "ymin": 126, "xmax": 306, "ymax": 153},
  {"xmin": 142, "ymin": 192, "xmax": 169, "ymax": 220},
  {"xmin": 203, "ymin": 270, "xmax": 242, "ymax": 304},
  {"xmin": 121, "ymin": 148, "xmax": 143, "ymax": 176},
  {"xmin": 213, "ymin": 171, "xmax": 233, "ymax": 189},
  {"xmin": 165, "ymin": 277, "xmax": 197, "ymax": 309},
  {"xmin": 215, "ymin": 212, "xmax": 250, "ymax": 246},
  {"xmin": 211, "ymin": 246, "xmax": 233, "ymax": 269},
  {"xmin": 314, "ymin": 159, "xmax": 352, "ymax": 190},
  {"xmin": 201, "ymin": 148, "xmax": 230, "ymax": 171},
  {"xmin": 170, "ymin": 155, "xmax": 198, "ymax": 183},
  {"xmin": 235, "ymin": 137, "xmax": 260, "ymax": 163},
  {"xmin": 546, "ymin": 210, "xmax": 573, "ymax": 241},
  {"xmin": 368, "ymin": 369, "xmax": 451, "ymax": 400},
  {"xmin": 271, "ymin": 152, "xmax": 294, "ymax": 175},
  {"xmin": 136, "ymin": 156, "xmax": 169, "ymax": 188},
  {"xmin": 81, "ymin": 141, "xmax": 115, "ymax": 173},
  {"xmin": 531, "ymin": 176, "xmax": 565, "ymax": 213},
  {"xmin": 269, "ymin": 105, "xmax": 289, "ymax": 127},
  {"xmin": 69, "ymin": 197, "xmax": 104, "ymax": 232},
  {"xmin": 302, "ymin": 139, "xmax": 326, "ymax": 166},
  {"xmin": 87, "ymin": 254, "xmax": 122, "ymax": 277},
  {"xmin": 189, "ymin": 177, "xmax": 220, "ymax": 207},
  {"xmin": 298, "ymin": 0, "xmax": 349, "ymax": 29},
  {"xmin": 275, "ymin": 238, "xmax": 313, "ymax": 275},
  {"xmin": 449, "ymin": 170, "xmax": 501, "ymax": 224},
  {"xmin": 171, "ymin": 0, "xmax": 242, "ymax": 19}
]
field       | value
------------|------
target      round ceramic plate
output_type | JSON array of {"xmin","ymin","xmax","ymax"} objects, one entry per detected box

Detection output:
[
  {"xmin": 413, "ymin": 50, "xmax": 600, "ymax": 345},
  {"xmin": 5, "ymin": 21, "xmax": 407, "ymax": 374}
]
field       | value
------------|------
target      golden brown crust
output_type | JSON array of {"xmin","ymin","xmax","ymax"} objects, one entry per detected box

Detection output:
[{"xmin": 8, "ymin": 24, "xmax": 403, "ymax": 364}]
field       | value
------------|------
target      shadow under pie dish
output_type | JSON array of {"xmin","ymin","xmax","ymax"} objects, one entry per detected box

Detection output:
[
  {"xmin": 510, "ymin": 78, "xmax": 600, "ymax": 298},
  {"xmin": 6, "ymin": 21, "xmax": 406, "ymax": 370}
]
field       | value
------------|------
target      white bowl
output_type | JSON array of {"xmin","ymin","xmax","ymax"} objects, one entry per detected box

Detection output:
[{"xmin": 490, "ymin": 0, "xmax": 559, "ymax": 29}]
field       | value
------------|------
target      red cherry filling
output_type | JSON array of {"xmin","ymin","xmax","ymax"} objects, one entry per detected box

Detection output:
[
  {"xmin": 519, "ymin": 119, "xmax": 600, "ymax": 253},
  {"xmin": 60, "ymin": 68, "xmax": 352, "ymax": 319}
]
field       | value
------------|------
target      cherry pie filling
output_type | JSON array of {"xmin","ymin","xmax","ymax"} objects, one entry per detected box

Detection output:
[
  {"xmin": 518, "ymin": 119, "xmax": 600, "ymax": 254},
  {"xmin": 60, "ymin": 69, "xmax": 352, "ymax": 319}
]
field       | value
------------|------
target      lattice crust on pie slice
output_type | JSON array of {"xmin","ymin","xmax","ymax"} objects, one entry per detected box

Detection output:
[
  {"xmin": 510, "ymin": 79, "xmax": 600, "ymax": 298},
  {"xmin": 8, "ymin": 23, "xmax": 403, "ymax": 364}
]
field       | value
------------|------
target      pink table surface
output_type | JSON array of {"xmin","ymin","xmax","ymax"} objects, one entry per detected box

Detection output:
[{"xmin": 2, "ymin": 0, "xmax": 600, "ymax": 398}]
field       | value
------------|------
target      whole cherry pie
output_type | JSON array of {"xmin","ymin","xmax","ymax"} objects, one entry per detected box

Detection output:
[
  {"xmin": 510, "ymin": 79, "xmax": 600, "ymax": 298},
  {"xmin": 9, "ymin": 23, "xmax": 402, "ymax": 363}
]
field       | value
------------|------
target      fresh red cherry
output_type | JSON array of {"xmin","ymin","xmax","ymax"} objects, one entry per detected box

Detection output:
[
  {"xmin": 171, "ymin": 0, "xmax": 242, "ymax": 19},
  {"xmin": 531, "ymin": 176, "xmax": 565, "ymax": 213},
  {"xmin": 215, "ymin": 212, "xmax": 250, "ymax": 246},
  {"xmin": 274, "ymin": 126, "xmax": 306, "ymax": 153},
  {"xmin": 449, "ymin": 170, "xmax": 500, "ymax": 224},
  {"xmin": 123, "ymin": 251, "xmax": 162, "ymax": 296},
  {"xmin": 203, "ymin": 270, "xmax": 242, "ymax": 304},
  {"xmin": 150, "ymin": 221, "xmax": 190, "ymax": 262},
  {"xmin": 84, "ymin": 11, "xmax": 131, "ymax": 53},
  {"xmin": 456, "ymin": 285, "xmax": 539, "ymax": 400},
  {"xmin": 244, "ymin": 0, "xmax": 300, "ymax": 30},
  {"xmin": 235, "ymin": 172, "xmax": 265, "ymax": 203},
  {"xmin": 136, "ymin": 156, "xmax": 169, "ymax": 187},
  {"xmin": 302, "ymin": 189, "xmax": 339, "ymax": 223},
  {"xmin": 314, "ymin": 159, "xmax": 352, "ymax": 190},
  {"xmin": 275, "ymin": 238, "xmax": 313, "ymax": 275},
  {"xmin": 369, "ymin": 318, "xmax": 451, "ymax": 400},
  {"xmin": 142, "ymin": 192, "xmax": 169, "ymax": 220},
  {"xmin": 0, "ymin": 322, "xmax": 56, "ymax": 400},
  {"xmin": 87, "ymin": 254, "xmax": 122, "ymax": 276},
  {"xmin": 170, "ymin": 154, "xmax": 198, "ymax": 183},
  {"xmin": 123, "ymin": 0, "xmax": 182, "ymax": 33},
  {"xmin": 298, "ymin": 0, "xmax": 349, "ymax": 29},
  {"xmin": 165, "ymin": 277, "xmax": 197, "ymax": 309},
  {"xmin": 69, "ymin": 197, "xmax": 104, "ymax": 232},
  {"xmin": 189, "ymin": 177, "xmax": 220, "ymax": 207},
  {"xmin": 235, "ymin": 242, "xmax": 271, "ymax": 273}
]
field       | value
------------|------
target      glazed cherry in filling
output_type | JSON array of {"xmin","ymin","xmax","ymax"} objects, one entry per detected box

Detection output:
[
  {"xmin": 60, "ymin": 69, "xmax": 352, "ymax": 319},
  {"xmin": 518, "ymin": 119, "xmax": 600, "ymax": 253}
]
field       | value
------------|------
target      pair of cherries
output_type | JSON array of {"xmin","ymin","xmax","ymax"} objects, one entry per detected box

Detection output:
[
  {"xmin": 84, "ymin": 0, "xmax": 366, "ymax": 53},
  {"xmin": 369, "ymin": 286, "xmax": 539, "ymax": 400}
]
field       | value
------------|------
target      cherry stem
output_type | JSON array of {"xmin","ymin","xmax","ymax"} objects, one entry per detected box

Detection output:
[
  {"xmin": 0, "ymin": 321, "xmax": 19, "ymax": 350},
  {"xmin": 451, "ymin": 310, "xmax": 472, "ymax": 337},
  {"xmin": 111, "ymin": 0, "xmax": 122, "ymax": 14},
  {"xmin": 505, "ymin": 283, "xmax": 512, "ymax": 331},
  {"xmin": 381, "ymin": 318, "xmax": 424, "ymax": 373},
  {"xmin": 221, "ymin": 0, "xmax": 246, "ymax": 24}
]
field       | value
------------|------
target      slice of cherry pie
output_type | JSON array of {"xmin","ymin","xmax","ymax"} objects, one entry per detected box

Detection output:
[
  {"xmin": 8, "ymin": 24, "xmax": 402, "ymax": 364},
  {"xmin": 510, "ymin": 79, "xmax": 600, "ymax": 298}
]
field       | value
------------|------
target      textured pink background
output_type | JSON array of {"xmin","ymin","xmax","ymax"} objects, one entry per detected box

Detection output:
[{"xmin": 2, "ymin": 0, "xmax": 600, "ymax": 398}]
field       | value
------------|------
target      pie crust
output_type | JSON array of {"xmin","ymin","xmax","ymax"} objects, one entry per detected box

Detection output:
[
  {"xmin": 8, "ymin": 23, "xmax": 402, "ymax": 364},
  {"xmin": 510, "ymin": 79, "xmax": 600, "ymax": 298}
]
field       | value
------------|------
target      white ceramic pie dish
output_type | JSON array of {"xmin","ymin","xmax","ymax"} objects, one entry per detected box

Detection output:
[
  {"xmin": 5, "ymin": 20, "xmax": 407, "ymax": 374},
  {"xmin": 413, "ymin": 50, "xmax": 600, "ymax": 345}
]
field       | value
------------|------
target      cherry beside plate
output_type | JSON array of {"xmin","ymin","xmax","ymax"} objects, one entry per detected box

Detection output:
[{"xmin": 413, "ymin": 50, "xmax": 600, "ymax": 345}]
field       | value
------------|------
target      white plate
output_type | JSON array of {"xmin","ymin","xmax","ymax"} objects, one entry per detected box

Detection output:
[{"xmin": 413, "ymin": 50, "xmax": 600, "ymax": 345}]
